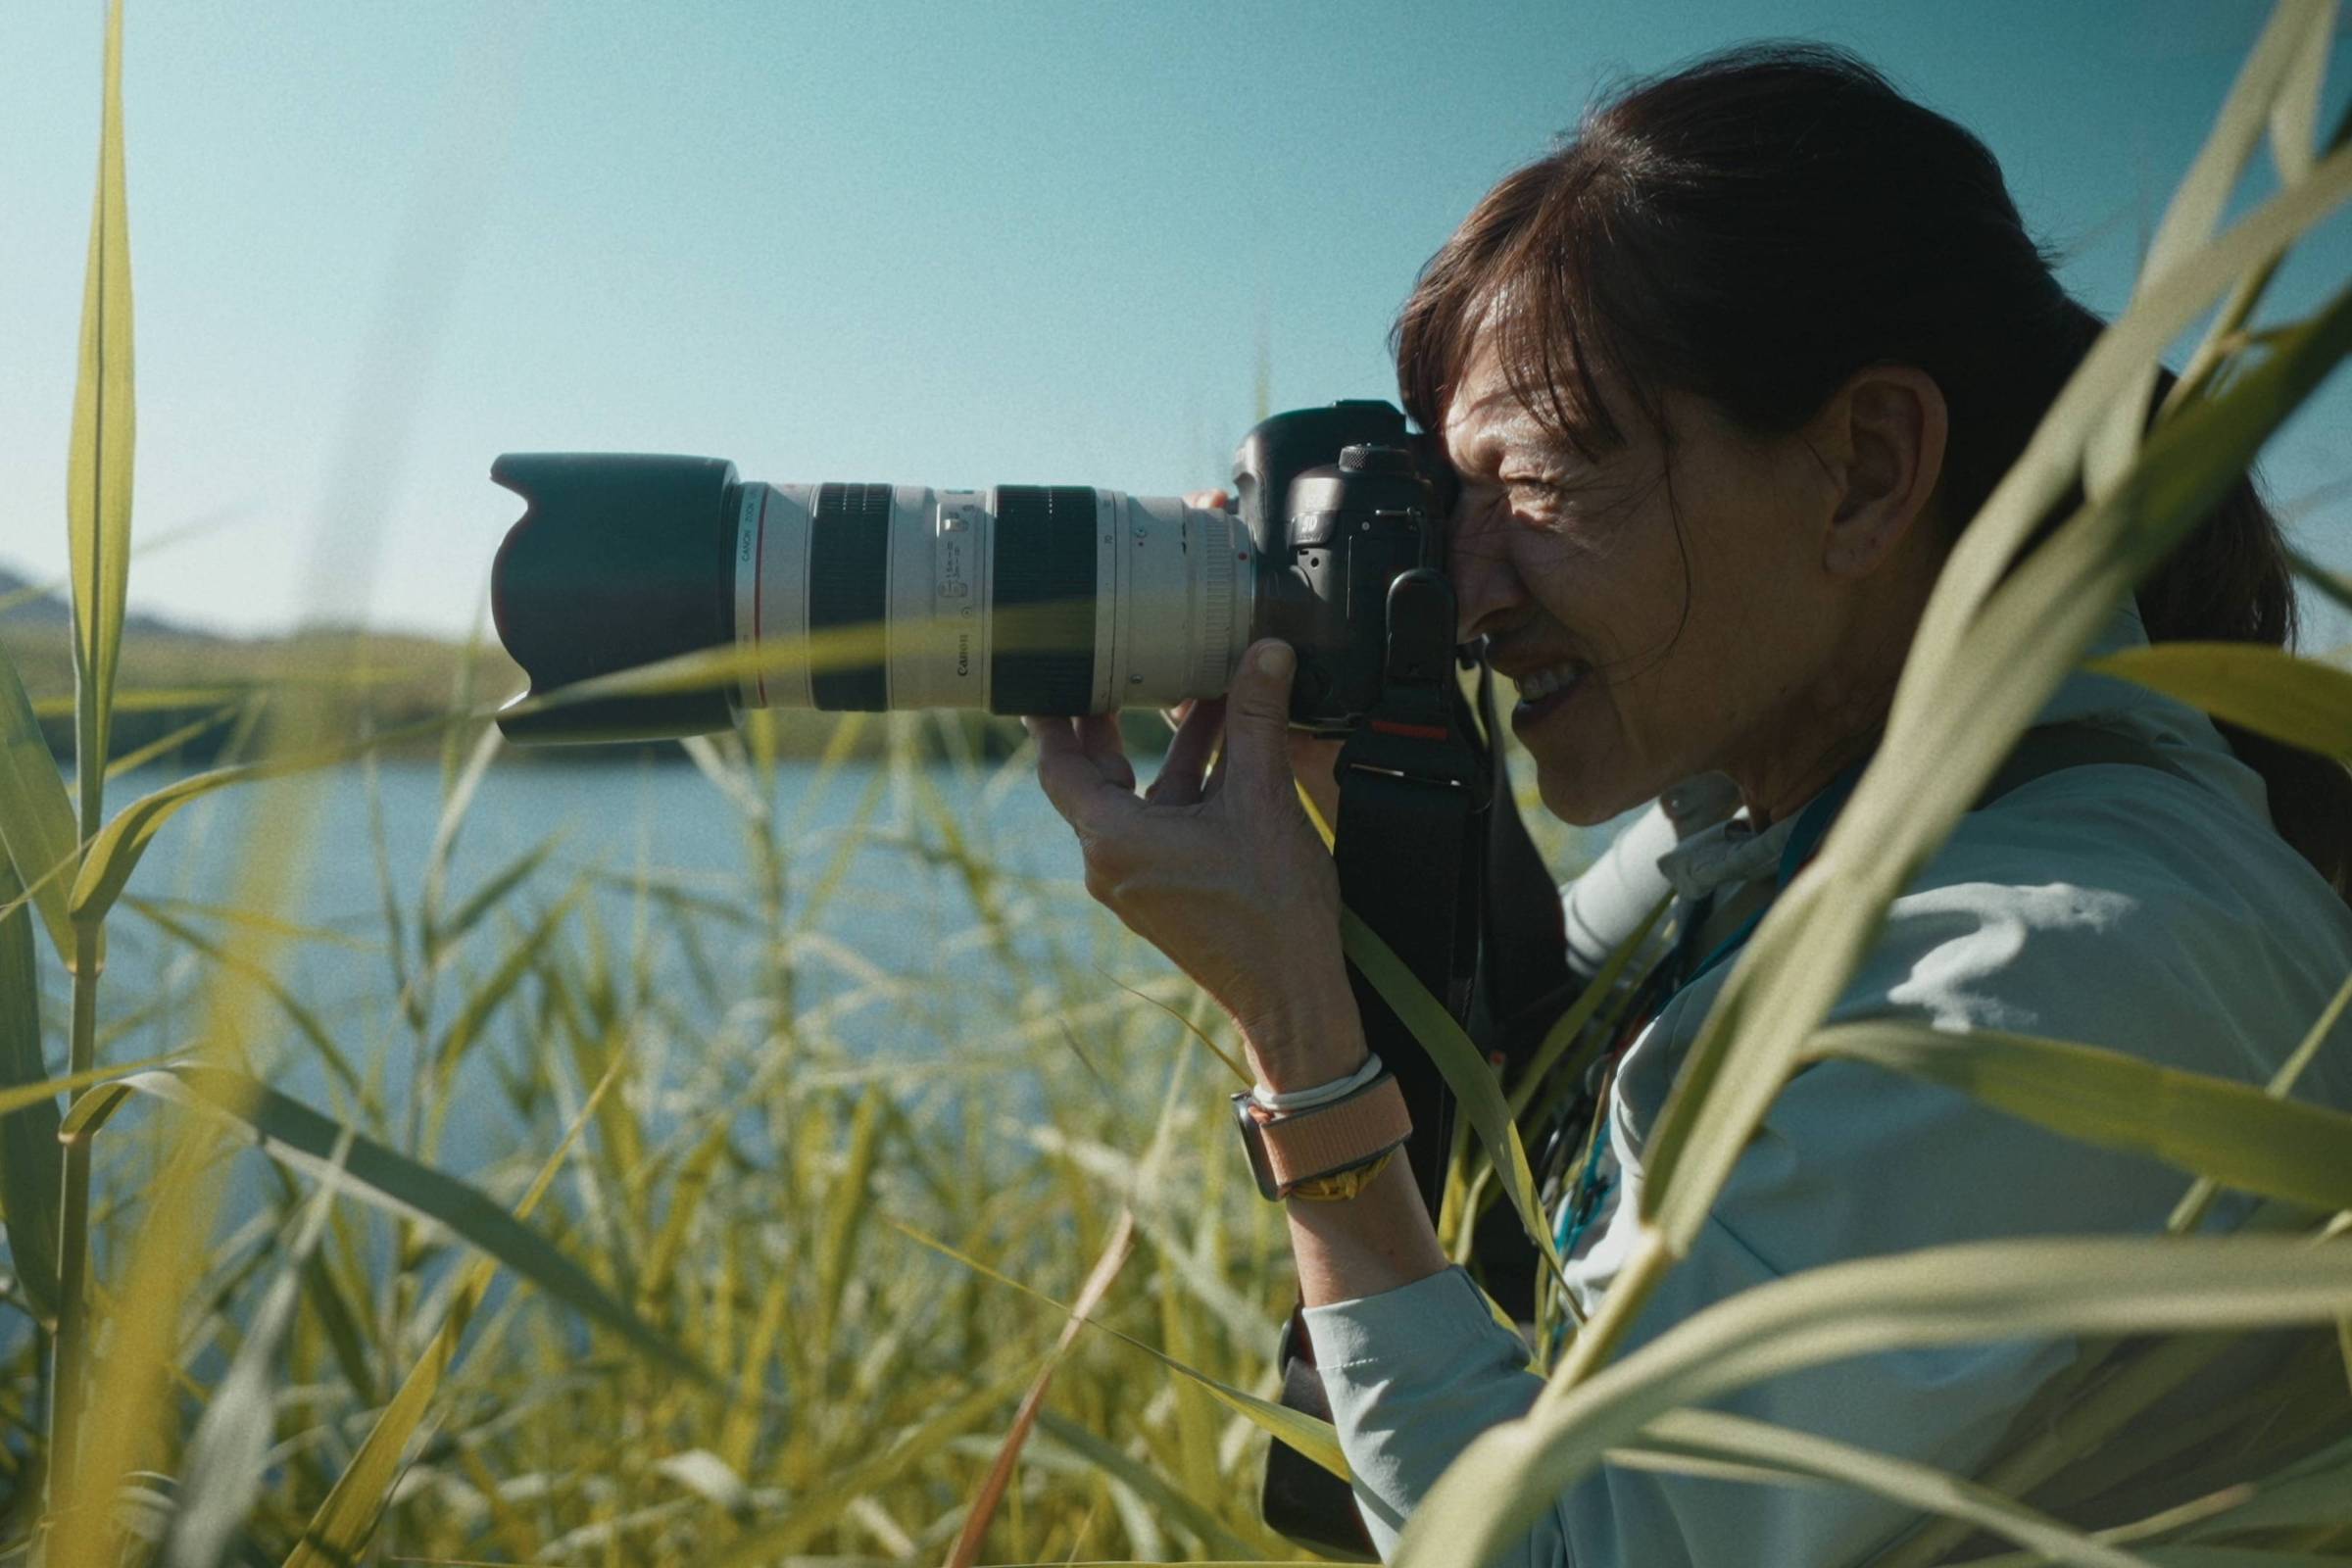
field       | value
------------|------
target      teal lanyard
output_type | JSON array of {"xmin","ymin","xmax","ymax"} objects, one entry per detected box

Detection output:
[
  {"xmin": 1550, "ymin": 760, "xmax": 1867, "ymax": 1267},
  {"xmin": 1676, "ymin": 759, "xmax": 1865, "ymax": 995}
]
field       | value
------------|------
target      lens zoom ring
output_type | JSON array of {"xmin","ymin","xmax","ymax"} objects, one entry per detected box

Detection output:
[
  {"xmin": 992, "ymin": 486, "xmax": 1098, "ymax": 715},
  {"xmin": 808, "ymin": 482, "xmax": 894, "ymax": 711},
  {"xmin": 1196, "ymin": 512, "xmax": 1236, "ymax": 694}
]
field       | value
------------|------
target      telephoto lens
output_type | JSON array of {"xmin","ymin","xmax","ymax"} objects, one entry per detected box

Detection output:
[{"xmin": 490, "ymin": 455, "xmax": 1257, "ymax": 743}]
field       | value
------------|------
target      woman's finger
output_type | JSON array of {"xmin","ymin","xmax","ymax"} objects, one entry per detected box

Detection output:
[
  {"xmin": 1024, "ymin": 715, "xmax": 1134, "ymax": 830},
  {"xmin": 1075, "ymin": 710, "xmax": 1136, "ymax": 792},
  {"xmin": 1211, "ymin": 641, "xmax": 1299, "ymax": 807},
  {"xmin": 1147, "ymin": 696, "xmax": 1226, "ymax": 806}
]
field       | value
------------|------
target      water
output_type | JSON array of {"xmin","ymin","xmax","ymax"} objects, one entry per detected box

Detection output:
[{"xmin": 35, "ymin": 748, "xmax": 1114, "ymax": 1176}]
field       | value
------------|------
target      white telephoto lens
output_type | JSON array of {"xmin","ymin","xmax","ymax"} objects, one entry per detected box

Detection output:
[{"xmin": 731, "ymin": 482, "xmax": 1257, "ymax": 715}]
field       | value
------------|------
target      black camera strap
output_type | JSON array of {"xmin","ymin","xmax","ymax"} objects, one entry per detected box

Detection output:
[
  {"xmin": 1258, "ymin": 571, "xmax": 1571, "ymax": 1557},
  {"xmin": 1334, "ymin": 569, "xmax": 1487, "ymax": 1213}
]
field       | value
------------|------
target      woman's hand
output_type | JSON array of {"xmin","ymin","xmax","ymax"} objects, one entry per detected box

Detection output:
[
  {"xmin": 1178, "ymin": 489, "xmax": 1346, "ymax": 833},
  {"xmin": 1024, "ymin": 638, "xmax": 1365, "ymax": 1090}
]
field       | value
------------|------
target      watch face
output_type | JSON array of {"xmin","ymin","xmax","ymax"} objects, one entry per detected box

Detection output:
[{"xmin": 1232, "ymin": 1091, "xmax": 1286, "ymax": 1200}]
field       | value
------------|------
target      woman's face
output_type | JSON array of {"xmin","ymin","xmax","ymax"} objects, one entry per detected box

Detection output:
[{"xmin": 1442, "ymin": 330, "xmax": 1913, "ymax": 827}]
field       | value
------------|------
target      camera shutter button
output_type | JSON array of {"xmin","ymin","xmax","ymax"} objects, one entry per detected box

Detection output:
[{"xmin": 1338, "ymin": 444, "xmax": 1415, "ymax": 475}]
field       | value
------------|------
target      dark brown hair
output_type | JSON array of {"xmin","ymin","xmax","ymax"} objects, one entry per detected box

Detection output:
[{"xmin": 1396, "ymin": 43, "xmax": 2350, "ymax": 896}]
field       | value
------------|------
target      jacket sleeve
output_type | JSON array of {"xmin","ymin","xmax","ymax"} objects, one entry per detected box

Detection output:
[{"xmin": 1302, "ymin": 1115, "xmax": 2086, "ymax": 1567}]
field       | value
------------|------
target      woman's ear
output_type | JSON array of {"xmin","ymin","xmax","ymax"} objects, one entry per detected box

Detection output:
[{"xmin": 1818, "ymin": 365, "xmax": 1948, "ymax": 578}]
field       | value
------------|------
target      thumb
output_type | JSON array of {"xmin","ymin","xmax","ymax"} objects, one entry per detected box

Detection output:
[{"xmin": 1222, "ymin": 639, "xmax": 1299, "ymax": 801}]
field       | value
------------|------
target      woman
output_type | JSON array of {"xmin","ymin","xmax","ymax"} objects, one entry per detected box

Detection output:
[{"xmin": 1027, "ymin": 44, "xmax": 2352, "ymax": 1565}]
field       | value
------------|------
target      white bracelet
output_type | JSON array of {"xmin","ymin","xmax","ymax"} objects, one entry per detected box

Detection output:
[{"xmin": 1251, "ymin": 1052, "xmax": 1384, "ymax": 1112}]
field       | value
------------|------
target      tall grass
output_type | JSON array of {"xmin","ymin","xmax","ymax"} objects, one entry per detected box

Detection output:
[{"xmin": 0, "ymin": 2, "xmax": 2347, "ymax": 1565}]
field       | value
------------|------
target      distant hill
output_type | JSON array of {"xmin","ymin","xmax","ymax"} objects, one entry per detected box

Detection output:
[
  {"xmin": 0, "ymin": 563, "xmax": 229, "ymax": 642},
  {"xmin": 0, "ymin": 559, "xmax": 530, "ymax": 767}
]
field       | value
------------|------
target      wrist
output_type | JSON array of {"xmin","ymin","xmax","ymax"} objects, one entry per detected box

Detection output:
[{"xmin": 1240, "ymin": 996, "xmax": 1367, "ymax": 1094}]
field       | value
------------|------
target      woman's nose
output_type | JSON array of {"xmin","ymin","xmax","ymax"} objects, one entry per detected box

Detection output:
[{"xmin": 1447, "ymin": 510, "xmax": 1529, "ymax": 643}]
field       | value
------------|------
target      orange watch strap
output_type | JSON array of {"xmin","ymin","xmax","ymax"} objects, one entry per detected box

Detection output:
[{"xmin": 1251, "ymin": 1075, "xmax": 1412, "ymax": 1188}]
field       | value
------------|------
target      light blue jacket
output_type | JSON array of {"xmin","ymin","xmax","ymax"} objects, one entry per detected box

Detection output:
[{"xmin": 1303, "ymin": 602, "xmax": 2352, "ymax": 1564}]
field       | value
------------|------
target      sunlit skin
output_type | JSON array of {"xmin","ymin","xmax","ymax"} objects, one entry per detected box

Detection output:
[
  {"xmin": 1028, "ymin": 330, "xmax": 1951, "ymax": 1305},
  {"xmin": 1445, "ymin": 331, "xmax": 1951, "ymax": 830}
]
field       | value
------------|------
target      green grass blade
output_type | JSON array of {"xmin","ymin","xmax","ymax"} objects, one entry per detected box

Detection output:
[
  {"xmin": 0, "ymin": 863, "xmax": 62, "ymax": 1323},
  {"xmin": 715, "ymin": 1269, "xmax": 790, "ymax": 1473},
  {"xmin": 2173, "ymin": 975, "xmax": 2352, "ymax": 1233},
  {"xmin": 2087, "ymin": 642, "xmax": 2352, "ymax": 760},
  {"xmin": 0, "ymin": 1053, "xmax": 173, "ymax": 1122},
  {"xmin": 30, "ymin": 684, "xmax": 245, "ymax": 719},
  {"xmin": 1507, "ymin": 892, "xmax": 1670, "ymax": 1119},
  {"xmin": 812, "ymin": 1086, "xmax": 885, "ymax": 1358},
  {"xmin": 431, "ymin": 888, "xmax": 580, "ymax": 1080},
  {"xmin": 0, "ymin": 638, "xmax": 82, "ymax": 960},
  {"xmin": 65, "ymin": 710, "xmax": 465, "ymax": 922},
  {"xmin": 890, "ymin": 1215, "xmax": 1352, "ymax": 1480},
  {"xmin": 949, "ymin": 1210, "xmax": 1141, "ymax": 1568},
  {"xmin": 639, "ymin": 1114, "xmax": 732, "ymax": 1315},
  {"xmin": 1395, "ymin": 1237, "xmax": 2352, "ymax": 1567},
  {"xmin": 126, "ymin": 900, "xmax": 366, "ymax": 1098},
  {"xmin": 1032, "ymin": 1409, "xmax": 1268, "ymax": 1563},
  {"xmin": 101, "ymin": 700, "xmax": 243, "ymax": 781},
  {"xmin": 423, "ymin": 720, "xmax": 501, "ymax": 903},
  {"xmin": 1341, "ymin": 906, "xmax": 1569, "ymax": 1294},
  {"xmin": 122, "ymin": 893, "xmax": 377, "ymax": 951},
  {"xmin": 1805, "ymin": 1021, "xmax": 2352, "ymax": 1215},
  {"xmin": 65, "ymin": 0, "xmax": 136, "ymax": 798},
  {"xmin": 2177, "ymin": 1446, "xmax": 2352, "ymax": 1537},
  {"xmin": 2084, "ymin": 0, "xmax": 2325, "ymax": 494},
  {"xmin": 426, "ymin": 831, "xmax": 563, "ymax": 966},
  {"xmin": 2264, "ymin": 0, "xmax": 2336, "ymax": 185},
  {"xmin": 2156, "ymin": 1551, "xmax": 2352, "ymax": 1567},
  {"xmin": 166, "ymin": 1127, "xmax": 353, "ymax": 1568},
  {"xmin": 295, "ymin": 1213, "xmax": 380, "ymax": 1409},
  {"xmin": 282, "ymin": 1053, "xmax": 622, "ymax": 1568},
  {"xmin": 1639, "ymin": 1409, "xmax": 2160, "ymax": 1568},
  {"xmin": 713, "ymin": 1372, "xmax": 1035, "ymax": 1567},
  {"xmin": 95, "ymin": 1063, "xmax": 706, "ymax": 1382}
]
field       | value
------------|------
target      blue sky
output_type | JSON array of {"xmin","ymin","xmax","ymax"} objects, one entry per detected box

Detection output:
[{"xmin": 1, "ymin": 0, "xmax": 2346, "ymax": 643}]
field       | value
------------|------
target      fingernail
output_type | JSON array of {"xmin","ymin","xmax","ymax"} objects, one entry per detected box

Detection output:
[{"xmin": 1256, "ymin": 642, "xmax": 1295, "ymax": 678}]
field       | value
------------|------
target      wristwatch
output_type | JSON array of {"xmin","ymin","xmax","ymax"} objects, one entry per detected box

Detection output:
[{"xmin": 1232, "ymin": 1070, "xmax": 1412, "ymax": 1201}]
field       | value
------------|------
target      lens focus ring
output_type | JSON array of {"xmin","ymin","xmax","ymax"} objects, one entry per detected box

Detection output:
[
  {"xmin": 808, "ymin": 483, "xmax": 894, "ymax": 711},
  {"xmin": 991, "ymin": 486, "xmax": 1098, "ymax": 715}
]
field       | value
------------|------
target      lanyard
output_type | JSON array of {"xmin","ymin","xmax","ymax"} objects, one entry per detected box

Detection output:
[
  {"xmin": 1674, "ymin": 759, "xmax": 1864, "ymax": 1000},
  {"xmin": 1551, "ymin": 760, "xmax": 1866, "ymax": 1263}
]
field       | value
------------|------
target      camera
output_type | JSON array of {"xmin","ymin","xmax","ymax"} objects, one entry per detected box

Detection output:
[{"xmin": 488, "ymin": 399, "xmax": 1455, "ymax": 743}]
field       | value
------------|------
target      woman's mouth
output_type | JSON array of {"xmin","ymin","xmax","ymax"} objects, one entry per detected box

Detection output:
[{"xmin": 1510, "ymin": 660, "xmax": 1590, "ymax": 728}]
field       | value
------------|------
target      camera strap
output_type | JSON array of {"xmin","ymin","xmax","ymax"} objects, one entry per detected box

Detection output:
[
  {"xmin": 1259, "ymin": 570, "xmax": 1570, "ymax": 1558},
  {"xmin": 1332, "ymin": 568, "xmax": 1487, "ymax": 1214}
]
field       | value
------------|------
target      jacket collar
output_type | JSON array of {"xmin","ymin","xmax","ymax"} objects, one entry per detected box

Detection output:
[{"xmin": 1651, "ymin": 597, "xmax": 2265, "ymax": 905}]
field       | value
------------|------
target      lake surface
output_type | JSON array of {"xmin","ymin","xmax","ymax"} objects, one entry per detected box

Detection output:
[{"xmin": 35, "ymin": 749, "xmax": 1116, "ymax": 1170}]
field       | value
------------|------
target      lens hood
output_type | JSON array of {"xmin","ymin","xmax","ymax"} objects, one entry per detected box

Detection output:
[{"xmin": 490, "ymin": 452, "xmax": 740, "ymax": 742}]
